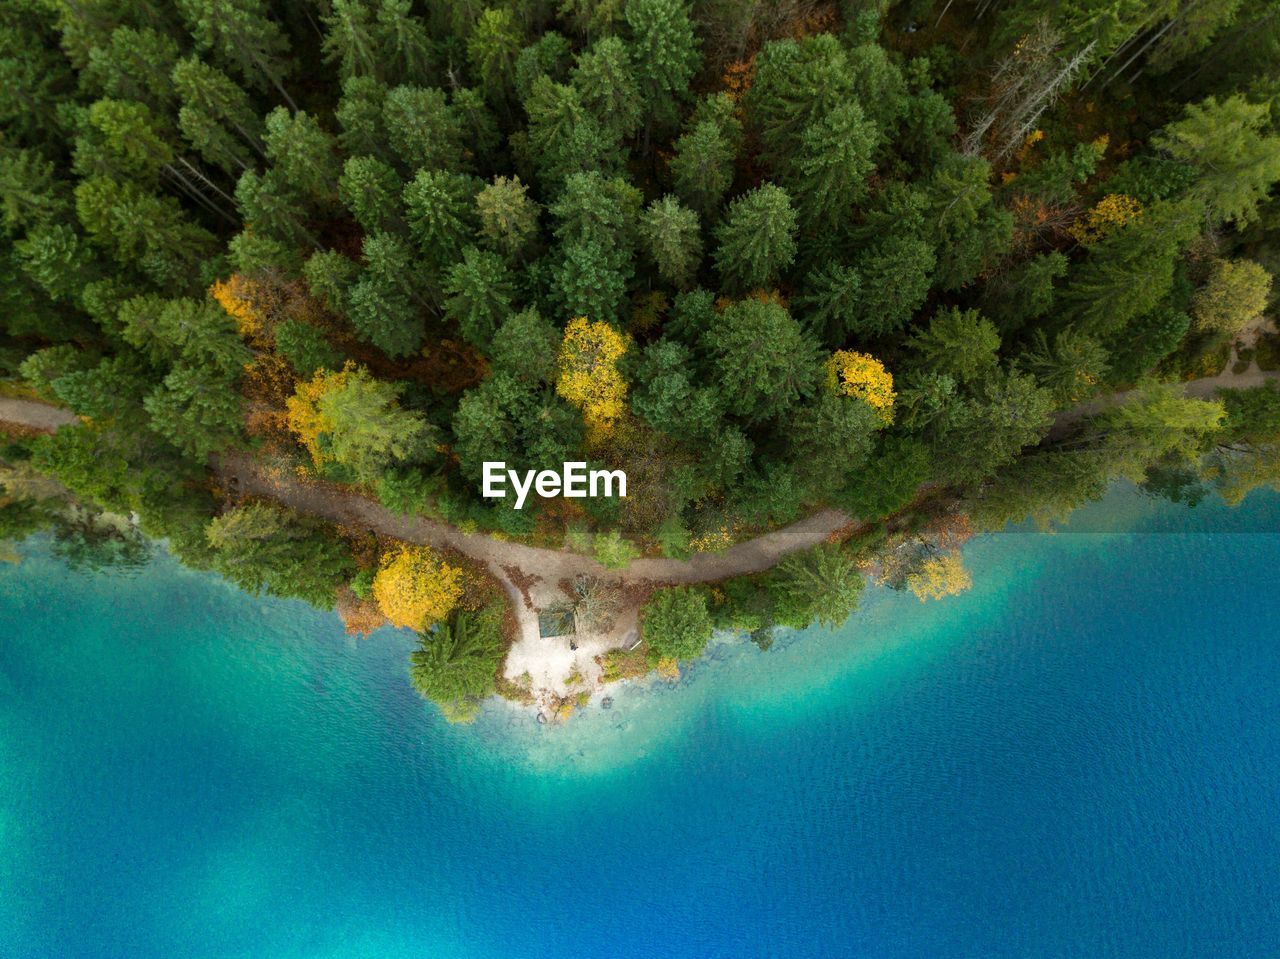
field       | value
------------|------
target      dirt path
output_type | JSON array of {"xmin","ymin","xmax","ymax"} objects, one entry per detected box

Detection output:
[
  {"xmin": 5, "ymin": 367, "xmax": 1276, "ymax": 695},
  {"xmin": 0, "ymin": 397, "xmax": 80, "ymax": 432}
]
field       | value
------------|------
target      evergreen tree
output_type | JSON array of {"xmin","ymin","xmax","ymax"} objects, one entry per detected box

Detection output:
[
  {"xmin": 403, "ymin": 169, "xmax": 482, "ymax": 273},
  {"xmin": 175, "ymin": 0, "xmax": 295, "ymax": 106},
  {"xmin": 338, "ymin": 156, "xmax": 405, "ymax": 234},
  {"xmin": 83, "ymin": 27, "xmax": 180, "ymax": 114},
  {"xmin": 746, "ymin": 35, "xmax": 855, "ymax": 173},
  {"xmin": 640, "ymin": 195, "xmax": 701, "ymax": 287},
  {"xmin": 467, "ymin": 6, "xmax": 523, "ymax": 104},
  {"xmin": 444, "ymin": 246, "xmax": 515, "ymax": 347},
  {"xmin": 322, "ymin": 0, "xmax": 380, "ymax": 82},
  {"xmin": 490, "ymin": 307, "xmax": 558, "ymax": 383},
  {"xmin": 263, "ymin": 108, "xmax": 339, "ymax": 206},
  {"xmin": 335, "ymin": 76, "xmax": 390, "ymax": 158},
  {"xmin": 572, "ymin": 36, "xmax": 642, "ymax": 142},
  {"xmin": 713, "ymin": 184, "xmax": 798, "ymax": 293},
  {"xmin": 706, "ymin": 297, "xmax": 819, "ymax": 423},
  {"xmin": 624, "ymin": 0, "xmax": 700, "ymax": 135},
  {"xmin": 670, "ymin": 116, "xmax": 736, "ymax": 220},
  {"xmin": 383, "ymin": 85, "xmax": 466, "ymax": 172},
  {"xmin": 908, "ymin": 308, "xmax": 1001, "ymax": 387},
  {"xmin": 475, "ymin": 175, "xmax": 539, "ymax": 258},
  {"xmin": 784, "ymin": 102, "xmax": 877, "ymax": 231},
  {"xmin": 1152, "ymin": 94, "xmax": 1280, "ymax": 227},
  {"xmin": 173, "ymin": 57, "xmax": 264, "ymax": 174}
]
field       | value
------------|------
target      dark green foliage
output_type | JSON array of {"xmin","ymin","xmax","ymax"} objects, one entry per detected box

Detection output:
[
  {"xmin": 275, "ymin": 320, "xmax": 343, "ymax": 377},
  {"xmin": 767, "ymin": 543, "xmax": 865, "ymax": 629},
  {"xmin": 642, "ymin": 586, "xmax": 713, "ymax": 663},
  {"xmin": 714, "ymin": 184, "xmax": 798, "ymax": 292},
  {"xmin": 980, "ymin": 252, "xmax": 1068, "ymax": 335},
  {"xmin": 409, "ymin": 606, "xmax": 505, "ymax": 722},
  {"xmin": 403, "ymin": 169, "xmax": 482, "ymax": 274},
  {"xmin": 338, "ymin": 156, "xmax": 404, "ymax": 234},
  {"xmin": 383, "ymin": 85, "xmax": 466, "ymax": 173},
  {"xmin": 786, "ymin": 392, "xmax": 881, "ymax": 495},
  {"xmin": 908, "ymin": 308, "xmax": 1001, "ymax": 386},
  {"xmin": 490, "ymin": 308, "xmax": 558, "ymax": 383},
  {"xmin": 1061, "ymin": 199, "xmax": 1203, "ymax": 337},
  {"xmin": 444, "ymin": 246, "xmax": 515, "ymax": 347},
  {"xmin": 4, "ymin": 0, "xmax": 1280, "ymax": 648},
  {"xmin": 707, "ymin": 298, "xmax": 819, "ymax": 423},
  {"xmin": 205, "ymin": 503, "xmax": 355, "ymax": 609}
]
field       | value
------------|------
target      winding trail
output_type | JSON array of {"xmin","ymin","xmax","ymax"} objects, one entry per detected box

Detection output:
[{"xmin": 5, "ymin": 365, "xmax": 1278, "ymax": 694}]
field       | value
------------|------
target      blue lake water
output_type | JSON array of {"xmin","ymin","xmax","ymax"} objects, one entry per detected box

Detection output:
[{"xmin": 2, "ymin": 484, "xmax": 1278, "ymax": 958}]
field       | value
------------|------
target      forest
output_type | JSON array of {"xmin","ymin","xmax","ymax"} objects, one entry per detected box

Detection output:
[{"xmin": 3, "ymin": 0, "xmax": 1280, "ymax": 717}]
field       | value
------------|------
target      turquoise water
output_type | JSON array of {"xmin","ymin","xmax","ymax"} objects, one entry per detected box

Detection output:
[{"xmin": 2, "ymin": 485, "xmax": 1279, "ymax": 958}]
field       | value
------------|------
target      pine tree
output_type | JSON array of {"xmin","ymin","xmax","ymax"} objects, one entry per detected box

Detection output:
[
  {"xmin": 144, "ymin": 363, "xmax": 244, "ymax": 459},
  {"xmin": 908, "ymin": 308, "xmax": 1001, "ymax": 386},
  {"xmin": 640, "ymin": 195, "xmax": 701, "ymax": 287},
  {"xmin": 784, "ymin": 102, "xmax": 877, "ymax": 231},
  {"xmin": 1153, "ymin": 94, "xmax": 1280, "ymax": 227},
  {"xmin": 1019, "ymin": 327, "xmax": 1110, "ymax": 405},
  {"xmin": 554, "ymin": 239, "xmax": 629, "ymax": 323},
  {"xmin": 746, "ymin": 35, "xmax": 855, "ymax": 173},
  {"xmin": 172, "ymin": 56, "xmax": 265, "ymax": 171},
  {"xmin": 374, "ymin": 0, "xmax": 435, "ymax": 85},
  {"xmin": 335, "ymin": 76, "xmax": 390, "ymax": 158},
  {"xmin": 624, "ymin": 0, "xmax": 700, "ymax": 135},
  {"xmin": 322, "ymin": 0, "xmax": 380, "ymax": 82},
  {"xmin": 403, "ymin": 169, "xmax": 482, "ymax": 273},
  {"xmin": 1061, "ymin": 199, "xmax": 1203, "ymax": 337},
  {"xmin": 175, "ymin": 0, "xmax": 296, "ymax": 107},
  {"xmin": 795, "ymin": 263, "xmax": 862, "ymax": 346},
  {"xmin": 444, "ymin": 246, "xmax": 515, "ymax": 347},
  {"xmin": 338, "ymin": 156, "xmax": 405, "ymax": 234},
  {"xmin": 83, "ymin": 27, "xmax": 180, "ymax": 114},
  {"xmin": 475, "ymin": 175, "xmax": 540, "ymax": 258},
  {"xmin": 383, "ymin": 85, "xmax": 466, "ymax": 172},
  {"xmin": 490, "ymin": 307, "xmax": 558, "ymax": 383},
  {"xmin": 523, "ymin": 76, "xmax": 612, "ymax": 189},
  {"xmin": 467, "ymin": 6, "xmax": 523, "ymax": 104},
  {"xmin": 670, "ymin": 117, "xmax": 736, "ymax": 219},
  {"xmin": 706, "ymin": 297, "xmax": 819, "ymax": 423},
  {"xmin": 713, "ymin": 184, "xmax": 798, "ymax": 293},
  {"xmin": 571, "ymin": 36, "xmax": 642, "ymax": 142},
  {"xmin": 348, "ymin": 275, "xmax": 422, "ymax": 357},
  {"xmin": 923, "ymin": 152, "xmax": 1014, "ymax": 290},
  {"xmin": 263, "ymin": 107, "xmax": 339, "ymax": 206}
]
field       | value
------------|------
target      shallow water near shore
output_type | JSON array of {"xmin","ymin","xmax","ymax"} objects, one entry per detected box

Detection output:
[{"xmin": 2, "ymin": 484, "xmax": 1279, "ymax": 958}]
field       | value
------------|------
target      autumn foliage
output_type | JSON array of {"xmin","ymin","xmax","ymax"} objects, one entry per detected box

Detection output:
[
  {"xmin": 555, "ymin": 316, "xmax": 631, "ymax": 439},
  {"xmin": 372, "ymin": 545, "xmax": 464, "ymax": 631},
  {"xmin": 907, "ymin": 552, "xmax": 973, "ymax": 602},
  {"xmin": 210, "ymin": 274, "xmax": 272, "ymax": 339},
  {"xmin": 1068, "ymin": 193, "xmax": 1143, "ymax": 245},
  {"xmin": 285, "ymin": 363, "xmax": 356, "ymax": 465},
  {"xmin": 826, "ymin": 350, "xmax": 896, "ymax": 424}
]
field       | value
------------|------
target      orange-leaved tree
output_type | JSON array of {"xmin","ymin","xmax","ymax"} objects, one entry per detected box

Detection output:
[
  {"xmin": 210, "ymin": 274, "xmax": 275, "ymax": 339},
  {"xmin": 555, "ymin": 316, "xmax": 630, "ymax": 440},
  {"xmin": 826, "ymin": 350, "xmax": 895, "ymax": 425},
  {"xmin": 372, "ymin": 545, "xmax": 464, "ymax": 631}
]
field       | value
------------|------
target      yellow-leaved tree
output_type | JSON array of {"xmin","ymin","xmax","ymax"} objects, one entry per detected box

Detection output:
[
  {"xmin": 372, "ymin": 545, "xmax": 464, "ymax": 631},
  {"xmin": 210, "ymin": 274, "xmax": 273, "ymax": 338},
  {"xmin": 1068, "ymin": 193, "xmax": 1143, "ymax": 245},
  {"xmin": 555, "ymin": 317, "xmax": 630, "ymax": 440},
  {"xmin": 907, "ymin": 552, "xmax": 973, "ymax": 602},
  {"xmin": 826, "ymin": 350, "xmax": 895, "ymax": 425},
  {"xmin": 285, "ymin": 364, "xmax": 355, "ymax": 465}
]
